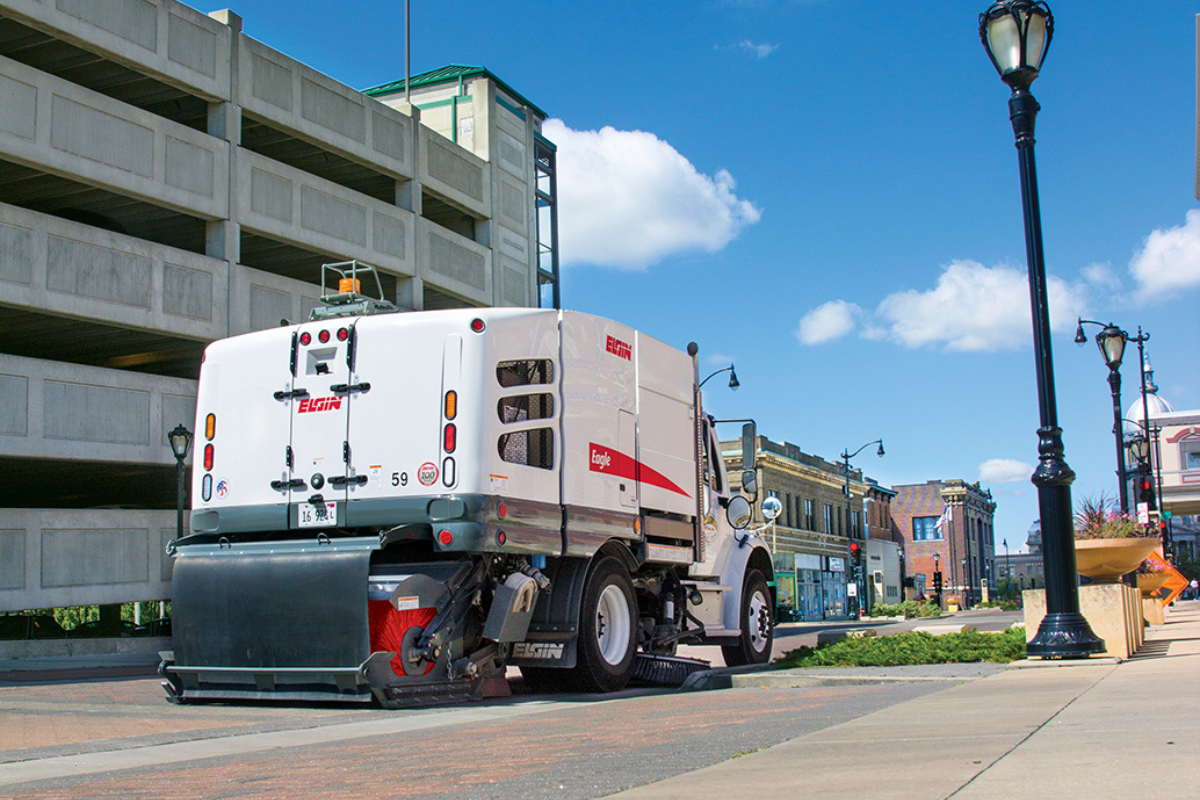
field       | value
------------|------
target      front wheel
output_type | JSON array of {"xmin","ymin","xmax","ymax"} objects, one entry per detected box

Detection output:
[
  {"xmin": 565, "ymin": 556, "xmax": 637, "ymax": 693},
  {"xmin": 722, "ymin": 569, "xmax": 773, "ymax": 667}
]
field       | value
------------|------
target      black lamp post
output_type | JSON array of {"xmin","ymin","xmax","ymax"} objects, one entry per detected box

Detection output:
[
  {"xmin": 1074, "ymin": 319, "xmax": 1141, "ymax": 513},
  {"xmin": 699, "ymin": 364, "xmax": 739, "ymax": 391},
  {"xmin": 169, "ymin": 424, "xmax": 193, "ymax": 541},
  {"xmin": 979, "ymin": 0, "xmax": 1103, "ymax": 658},
  {"xmin": 841, "ymin": 440, "xmax": 883, "ymax": 617},
  {"xmin": 933, "ymin": 552, "xmax": 941, "ymax": 608}
]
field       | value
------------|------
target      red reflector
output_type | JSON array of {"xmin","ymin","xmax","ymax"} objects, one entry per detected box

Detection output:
[
  {"xmin": 498, "ymin": 502, "xmax": 507, "ymax": 519},
  {"xmin": 337, "ymin": 327, "xmax": 348, "ymax": 341},
  {"xmin": 203, "ymin": 443, "xmax": 214, "ymax": 471},
  {"xmin": 470, "ymin": 318, "xmax": 485, "ymax": 333},
  {"xmin": 443, "ymin": 423, "xmax": 456, "ymax": 453},
  {"xmin": 497, "ymin": 530, "xmax": 506, "ymax": 546},
  {"xmin": 318, "ymin": 329, "xmax": 330, "ymax": 343},
  {"xmin": 439, "ymin": 529, "xmax": 453, "ymax": 546},
  {"xmin": 299, "ymin": 332, "xmax": 312, "ymax": 346}
]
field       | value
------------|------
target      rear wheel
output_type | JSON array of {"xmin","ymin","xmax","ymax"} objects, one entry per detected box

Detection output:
[
  {"xmin": 722, "ymin": 569, "xmax": 773, "ymax": 667},
  {"xmin": 566, "ymin": 556, "xmax": 638, "ymax": 693}
]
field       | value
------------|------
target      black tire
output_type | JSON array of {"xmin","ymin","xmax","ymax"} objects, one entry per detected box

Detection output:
[
  {"xmin": 565, "ymin": 556, "xmax": 638, "ymax": 693},
  {"xmin": 722, "ymin": 569, "xmax": 773, "ymax": 667}
]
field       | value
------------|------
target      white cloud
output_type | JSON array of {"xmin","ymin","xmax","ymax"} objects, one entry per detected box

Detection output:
[
  {"xmin": 979, "ymin": 458, "xmax": 1033, "ymax": 483},
  {"xmin": 1081, "ymin": 262, "xmax": 1121, "ymax": 292},
  {"xmin": 542, "ymin": 119, "xmax": 761, "ymax": 269},
  {"xmin": 795, "ymin": 300, "xmax": 862, "ymax": 345},
  {"xmin": 876, "ymin": 260, "xmax": 1088, "ymax": 351},
  {"xmin": 705, "ymin": 352, "xmax": 735, "ymax": 366},
  {"xmin": 1130, "ymin": 209, "xmax": 1200, "ymax": 302},
  {"xmin": 738, "ymin": 40, "xmax": 779, "ymax": 59},
  {"xmin": 794, "ymin": 260, "xmax": 1090, "ymax": 351}
]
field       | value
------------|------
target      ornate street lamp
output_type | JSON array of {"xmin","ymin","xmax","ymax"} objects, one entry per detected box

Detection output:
[
  {"xmin": 841, "ymin": 440, "xmax": 883, "ymax": 617},
  {"xmin": 169, "ymin": 424, "xmax": 192, "ymax": 541},
  {"xmin": 979, "ymin": 1, "xmax": 1103, "ymax": 658},
  {"xmin": 699, "ymin": 364, "xmax": 739, "ymax": 391},
  {"xmin": 1075, "ymin": 319, "xmax": 1139, "ymax": 513}
]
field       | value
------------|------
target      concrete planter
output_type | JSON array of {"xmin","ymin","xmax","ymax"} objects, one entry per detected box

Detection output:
[
  {"xmin": 1137, "ymin": 572, "xmax": 1170, "ymax": 598},
  {"xmin": 1074, "ymin": 537, "xmax": 1160, "ymax": 583}
]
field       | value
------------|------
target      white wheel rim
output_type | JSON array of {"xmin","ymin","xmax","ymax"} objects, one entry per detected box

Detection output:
[
  {"xmin": 596, "ymin": 584, "xmax": 632, "ymax": 665},
  {"xmin": 747, "ymin": 589, "xmax": 771, "ymax": 653}
]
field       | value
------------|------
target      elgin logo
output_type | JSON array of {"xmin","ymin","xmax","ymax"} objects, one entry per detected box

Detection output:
[
  {"xmin": 605, "ymin": 334, "xmax": 632, "ymax": 361},
  {"xmin": 298, "ymin": 396, "xmax": 342, "ymax": 413},
  {"xmin": 513, "ymin": 642, "xmax": 565, "ymax": 660}
]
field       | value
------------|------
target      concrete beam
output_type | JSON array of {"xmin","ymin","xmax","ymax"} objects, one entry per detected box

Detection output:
[
  {"xmin": 0, "ymin": 509, "xmax": 178, "ymax": 612},
  {"xmin": 238, "ymin": 35, "xmax": 414, "ymax": 182},
  {"xmin": 2, "ymin": 0, "xmax": 232, "ymax": 102},
  {"xmin": 0, "ymin": 203, "xmax": 229, "ymax": 342},
  {"xmin": 0, "ymin": 353, "xmax": 197, "ymax": 466},
  {"xmin": 0, "ymin": 53, "xmax": 229, "ymax": 219},
  {"xmin": 236, "ymin": 148, "xmax": 416, "ymax": 277}
]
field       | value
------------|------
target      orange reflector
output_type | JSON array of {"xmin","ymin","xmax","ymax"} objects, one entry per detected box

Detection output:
[
  {"xmin": 439, "ymin": 529, "xmax": 454, "ymax": 546},
  {"xmin": 443, "ymin": 423, "xmax": 456, "ymax": 453},
  {"xmin": 444, "ymin": 390, "xmax": 457, "ymax": 420},
  {"xmin": 203, "ymin": 444, "xmax": 214, "ymax": 471},
  {"xmin": 634, "ymin": 518, "xmax": 642, "ymax": 535},
  {"xmin": 205, "ymin": 413, "xmax": 216, "ymax": 440},
  {"xmin": 339, "ymin": 277, "xmax": 361, "ymax": 294}
]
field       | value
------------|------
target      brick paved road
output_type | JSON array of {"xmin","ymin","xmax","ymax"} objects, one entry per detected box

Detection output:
[{"xmin": 0, "ymin": 670, "xmax": 952, "ymax": 799}]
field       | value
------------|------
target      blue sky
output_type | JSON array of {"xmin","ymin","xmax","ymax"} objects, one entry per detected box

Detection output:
[{"xmin": 228, "ymin": 0, "xmax": 1200, "ymax": 552}]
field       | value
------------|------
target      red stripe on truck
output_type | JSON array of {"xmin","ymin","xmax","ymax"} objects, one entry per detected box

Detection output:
[{"xmin": 588, "ymin": 442, "xmax": 691, "ymax": 498}]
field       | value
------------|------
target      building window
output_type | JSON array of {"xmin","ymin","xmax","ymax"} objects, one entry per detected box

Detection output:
[
  {"xmin": 912, "ymin": 516, "xmax": 942, "ymax": 541},
  {"xmin": 785, "ymin": 493, "xmax": 792, "ymax": 527},
  {"xmin": 852, "ymin": 510, "xmax": 861, "ymax": 537},
  {"xmin": 1184, "ymin": 446, "xmax": 1200, "ymax": 470},
  {"xmin": 824, "ymin": 504, "xmax": 833, "ymax": 534},
  {"xmin": 805, "ymin": 499, "xmax": 815, "ymax": 530}
]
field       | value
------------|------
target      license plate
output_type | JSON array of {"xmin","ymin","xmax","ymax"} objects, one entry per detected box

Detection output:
[{"xmin": 297, "ymin": 501, "xmax": 337, "ymax": 528}]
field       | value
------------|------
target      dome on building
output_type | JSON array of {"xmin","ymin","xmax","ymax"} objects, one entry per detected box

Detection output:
[{"xmin": 1123, "ymin": 353, "xmax": 1173, "ymax": 434}]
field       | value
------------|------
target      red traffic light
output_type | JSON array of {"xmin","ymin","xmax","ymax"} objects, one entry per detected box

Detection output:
[{"xmin": 849, "ymin": 542, "xmax": 860, "ymax": 553}]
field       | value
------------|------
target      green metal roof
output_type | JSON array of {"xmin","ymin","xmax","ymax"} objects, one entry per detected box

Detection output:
[{"xmin": 363, "ymin": 65, "xmax": 548, "ymax": 120}]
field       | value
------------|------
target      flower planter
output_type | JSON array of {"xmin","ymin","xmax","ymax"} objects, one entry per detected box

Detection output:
[
  {"xmin": 1074, "ymin": 537, "xmax": 1160, "ymax": 583},
  {"xmin": 1137, "ymin": 572, "xmax": 1169, "ymax": 599}
]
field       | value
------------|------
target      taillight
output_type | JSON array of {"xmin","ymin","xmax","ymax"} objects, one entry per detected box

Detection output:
[
  {"xmin": 439, "ymin": 529, "xmax": 454, "ymax": 546},
  {"xmin": 444, "ymin": 390, "xmax": 457, "ymax": 420},
  {"xmin": 498, "ymin": 502, "xmax": 507, "ymax": 519},
  {"xmin": 337, "ymin": 327, "xmax": 348, "ymax": 341},
  {"xmin": 205, "ymin": 413, "xmax": 216, "ymax": 440},
  {"xmin": 443, "ymin": 423, "xmax": 456, "ymax": 453},
  {"xmin": 318, "ymin": 329, "xmax": 330, "ymax": 343},
  {"xmin": 470, "ymin": 318, "xmax": 485, "ymax": 333},
  {"xmin": 299, "ymin": 332, "xmax": 312, "ymax": 346},
  {"xmin": 203, "ymin": 444, "xmax": 214, "ymax": 470}
]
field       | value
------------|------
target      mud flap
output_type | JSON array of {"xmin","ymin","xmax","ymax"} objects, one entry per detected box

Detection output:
[{"xmin": 168, "ymin": 549, "xmax": 373, "ymax": 701}]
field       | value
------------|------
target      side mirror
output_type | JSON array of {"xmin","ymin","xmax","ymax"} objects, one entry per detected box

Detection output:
[
  {"xmin": 726, "ymin": 495, "xmax": 753, "ymax": 530},
  {"xmin": 741, "ymin": 470, "xmax": 758, "ymax": 498},
  {"xmin": 741, "ymin": 422, "xmax": 756, "ymax": 470}
]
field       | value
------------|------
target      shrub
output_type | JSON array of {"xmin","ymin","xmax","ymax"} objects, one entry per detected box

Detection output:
[
  {"xmin": 869, "ymin": 600, "xmax": 941, "ymax": 619},
  {"xmin": 774, "ymin": 626, "xmax": 1027, "ymax": 668}
]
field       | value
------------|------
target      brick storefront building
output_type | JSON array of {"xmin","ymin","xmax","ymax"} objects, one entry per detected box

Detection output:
[{"xmin": 892, "ymin": 480, "xmax": 996, "ymax": 606}]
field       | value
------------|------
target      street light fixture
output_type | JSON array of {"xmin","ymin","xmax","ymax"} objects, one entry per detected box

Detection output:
[
  {"xmin": 933, "ymin": 552, "xmax": 941, "ymax": 608},
  {"xmin": 979, "ymin": 0, "xmax": 1103, "ymax": 658},
  {"xmin": 1075, "ymin": 319, "xmax": 1145, "ymax": 514},
  {"xmin": 169, "ymin": 424, "xmax": 192, "ymax": 542},
  {"xmin": 699, "ymin": 364, "xmax": 739, "ymax": 391},
  {"xmin": 840, "ymin": 439, "xmax": 883, "ymax": 617}
]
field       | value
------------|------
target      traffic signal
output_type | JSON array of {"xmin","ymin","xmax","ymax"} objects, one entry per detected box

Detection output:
[
  {"xmin": 932, "ymin": 571, "xmax": 943, "ymax": 593},
  {"xmin": 848, "ymin": 541, "xmax": 860, "ymax": 560},
  {"xmin": 1136, "ymin": 474, "xmax": 1157, "ymax": 510}
]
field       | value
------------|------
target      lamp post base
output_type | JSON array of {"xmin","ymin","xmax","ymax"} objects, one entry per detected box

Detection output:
[{"xmin": 1026, "ymin": 611, "xmax": 1106, "ymax": 658}]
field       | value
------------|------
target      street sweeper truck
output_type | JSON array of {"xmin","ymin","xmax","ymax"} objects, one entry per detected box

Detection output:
[{"xmin": 160, "ymin": 264, "xmax": 773, "ymax": 707}]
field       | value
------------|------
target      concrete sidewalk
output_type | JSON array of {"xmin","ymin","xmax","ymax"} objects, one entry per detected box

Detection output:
[{"xmin": 614, "ymin": 600, "xmax": 1200, "ymax": 799}]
